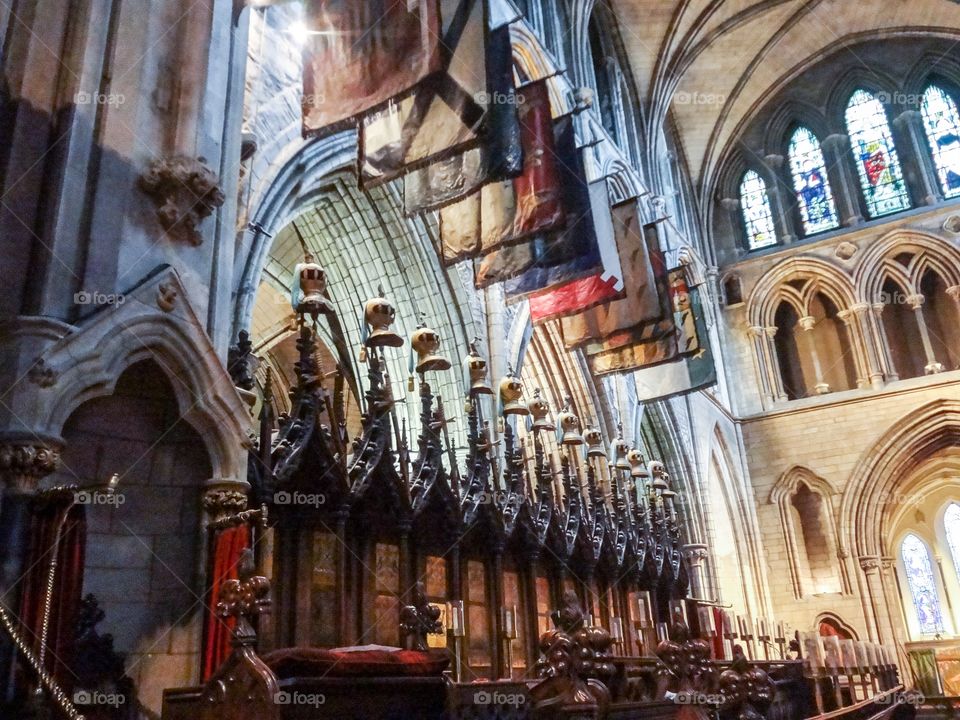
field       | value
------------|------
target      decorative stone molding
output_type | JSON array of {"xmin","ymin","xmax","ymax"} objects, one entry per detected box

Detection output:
[
  {"xmin": 157, "ymin": 280, "xmax": 178, "ymax": 312},
  {"xmin": 27, "ymin": 358, "xmax": 57, "ymax": 388},
  {"xmin": 835, "ymin": 241, "xmax": 858, "ymax": 260},
  {"xmin": 943, "ymin": 215, "xmax": 960, "ymax": 235},
  {"xmin": 0, "ymin": 442, "xmax": 62, "ymax": 493},
  {"xmin": 138, "ymin": 155, "xmax": 225, "ymax": 246},
  {"xmin": 859, "ymin": 556, "xmax": 882, "ymax": 574},
  {"xmin": 202, "ymin": 488, "xmax": 249, "ymax": 523},
  {"xmin": 682, "ymin": 543, "xmax": 709, "ymax": 567}
]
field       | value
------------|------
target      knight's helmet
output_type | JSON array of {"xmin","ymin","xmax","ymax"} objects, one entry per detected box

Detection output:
[
  {"xmin": 363, "ymin": 286, "xmax": 404, "ymax": 348},
  {"xmin": 556, "ymin": 399, "xmax": 584, "ymax": 446},
  {"xmin": 583, "ymin": 427, "xmax": 606, "ymax": 458},
  {"xmin": 462, "ymin": 341, "xmax": 493, "ymax": 396},
  {"xmin": 410, "ymin": 319, "xmax": 452, "ymax": 374},
  {"xmin": 528, "ymin": 389, "xmax": 555, "ymax": 432},
  {"xmin": 627, "ymin": 449, "xmax": 649, "ymax": 479},
  {"xmin": 610, "ymin": 436, "xmax": 631, "ymax": 470},
  {"xmin": 291, "ymin": 253, "xmax": 332, "ymax": 320},
  {"xmin": 499, "ymin": 371, "xmax": 529, "ymax": 416}
]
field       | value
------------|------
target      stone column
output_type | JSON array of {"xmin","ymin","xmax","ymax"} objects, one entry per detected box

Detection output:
[
  {"xmin": 764, "ymin": 155, "xmax": 796, "ymax": 245},
  {"xmin": 682, "ymin": 543, "xmax": 710, "ymax": 600},
  {"xmin": 846, "ymin": 303, "xmax": 886, "ymax": 389},
  {"xmin": 821, "ymin": 134, "xmax": 865, "ymax": 227},
  {"xmin": 748, "ymin": 326, "xmax": 777, "ymax": 408},
  {"xmin": 870, "ymin": 303, "xmax": 900, "ymax": 381},
  {"xmin": 860, "ymin": 556, "xmax": 894, "ymax": 644},
  {"xmin": 0, "ymin": 440, "xmax": 62, "ymax": 700},
  {"xmin": 797, "ymin": 316, "xmax": 831, "ymax": 394},
  {"xmin": 893, "ymin": 110, "xmax": 940, "ymax": 207},
  {"xmin": 906, "ymin": 294, "xmax": 944, "ymax": 374}
]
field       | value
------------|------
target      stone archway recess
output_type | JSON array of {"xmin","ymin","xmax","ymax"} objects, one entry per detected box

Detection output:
[{"xmin": 841, "ymin": 399, "xmax": 960, "ymax": 653}]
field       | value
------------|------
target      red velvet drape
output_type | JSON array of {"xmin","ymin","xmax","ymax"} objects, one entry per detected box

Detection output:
[
  {"xmin": 712, "ymin": 607, "xmax": 725, "ymax": 659},
  {"xmin": 18, "ymin": 499, "xmax": 86, "ymax": 690},
  {"xmin": 201, "ymin": 524, "xmax": 250, "ymax": 681}
]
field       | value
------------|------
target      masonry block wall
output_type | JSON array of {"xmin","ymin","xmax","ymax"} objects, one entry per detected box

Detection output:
[{"xmin": 46, "ymin": 361, "xmax": 211, "ymax": 713}]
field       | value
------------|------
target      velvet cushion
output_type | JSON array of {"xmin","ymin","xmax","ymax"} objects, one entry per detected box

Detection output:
[{"xmin": 263, "ymin": 646, "xmax": 450, "ymax": 679}]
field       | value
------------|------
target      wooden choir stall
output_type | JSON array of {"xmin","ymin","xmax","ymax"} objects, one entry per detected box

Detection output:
[{"xmin": 157, "ymin": 274, "xmax": 913, "ymax": 720}]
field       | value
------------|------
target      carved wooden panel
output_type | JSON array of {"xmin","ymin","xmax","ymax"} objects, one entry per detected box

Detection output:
[{"xmin": 310, "ymin": 532, "xmax": 337, "ymax": 647}]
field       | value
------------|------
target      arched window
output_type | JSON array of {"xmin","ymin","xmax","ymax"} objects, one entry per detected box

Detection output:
[
  {"xmin": 740, "ymin": 170, "xmax": 777, "ymax": 250},
  {"xmin": 788, "ymin": 127, "xmax": 839, "ymax": 235},
  {"xmin": 921, "ymin": 85, "xmax": 960, "ymax": 200},
  {"xmin": 845, "ymin": 89, "xmax": 911, "ymax": 218},
  {"xmin": 901, "ymin": 533, "xmax": 944, "ymax": 636},
  {"xmin": 944, "ymin": 503, "xmax": 960, "ymax": 584}
]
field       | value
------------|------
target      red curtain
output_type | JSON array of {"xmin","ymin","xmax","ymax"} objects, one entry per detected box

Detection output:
[
  {"xmin": 201, "ymin": 524, "xmax": 250, "ymax": 681},
  {"xmin": 712, "ymin": 607, "xmax": 725, "ymax": 659},
  {"xmin": 18, "ymin": 499, "xmax": 86, "ymax": 690}
]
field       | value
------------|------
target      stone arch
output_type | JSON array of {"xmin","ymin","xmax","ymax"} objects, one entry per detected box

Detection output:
[
  {"xmin": 770, "ymin": 466, "xmax": 847, "ymax": 598},
  {"xmin": 815, "ymin": 612, "xmax": 860, "ymax": 639},
  {"xmin": 825, "ymin": 66, "xmax": 901, "ymax": 132},
  {"xmin": 747, "ymin": 256, "xmax": 857, "ymax": 328},
  {"xmin": 34, "ymin": 267, "xmax": 249, "ymax": 488},
  {"xmin": 853, "ymin": 229, "xmax": 960, "ymax": 302},
  {"xmin": 842, "ymin": 400, "xmax": 960, "ymax": 563}
]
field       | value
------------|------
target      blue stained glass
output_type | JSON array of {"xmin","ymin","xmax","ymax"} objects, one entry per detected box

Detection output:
[
  {"xmin": 740, "ymin": 170, "xmax": 777, "ymax": 250},
  {"xmin": 921, "ymin": 85, "xmax": 960, "ymax": 199},
  {"xmin": 845, "ymin": 89, "xmax": 911, "ymax": 218},
  {"xmin": 901, "ymin": 533, "xmax": 944, "ymax": 635},
  {"xmin": 788, "ymin": 127, "xmax": 840, "ymax": 235}
]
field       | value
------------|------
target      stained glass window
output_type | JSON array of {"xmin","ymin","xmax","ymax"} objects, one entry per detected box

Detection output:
[
  {"xmin": 788, "ymin": 127, "xmax": 840, "ymax": 235},
  {"xmin": 901, "ymin": 533, "xmax": 944, "ymax": 635},
  {"xmin": 945, "ymin": 504, "xmax": 960, "ymax": 585},
  {"xmin": 740, "ymin": 170, "xmax": 777, "ymax": 250},
  {"xmin": 845, "ymin": 89, "xmax": 911, "ymax": 218},
  {"xmin": 921, "ymin": 85, "xmax": 960, "ymax": 199}
]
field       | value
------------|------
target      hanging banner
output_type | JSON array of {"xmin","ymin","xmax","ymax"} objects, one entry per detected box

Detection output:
[
  {"xmin": 302, "ymin": 0, "xmax": 442, "ymax": 134},
  {"xmin": 402, "ymin": 22, "xmax": 523, "ymax": 214},
  {"xmin": 502, "ymin": 121, "xmax": 601, "ymax": 297},
  {"xmin": 631, "ymin": 286, "xmax": 717, "ymax": 399},
  {"xmin": 559, "ymin": 200, "xmax": 663, "ymax": 348},
  {"xmin": 527, "ymin": 180, "xmax": 623, "ymax": 324},
  {"xmin": 586, "ymin": 267, "xmax": 699, "ymax": 375},
  {"xmin": 439, "ymin": 79, "xmax": 563, "ymax": 265},
  {"xmin": 359, "ymin": 0, "xmax": 488, "ymax": 187}
]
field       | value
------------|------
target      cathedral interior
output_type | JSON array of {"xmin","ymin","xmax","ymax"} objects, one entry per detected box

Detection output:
[{"xmin": 4, "ymin": 1, "xmax": 960, "ymax": 719}]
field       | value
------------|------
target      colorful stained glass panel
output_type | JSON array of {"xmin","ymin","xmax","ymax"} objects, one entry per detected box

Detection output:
[
  {"xmin": 921, "ymin": 85, "xmax": 960, "ymax": 199},
  {"xmin": 845, "ymin": 89, "xmax": 911, "ymax": 218},
  {"xmin": 901, "ymin": 533, "xmax": 944, "ymax": 636},
  {"xmin": 740, "ymin": 170, "xmax": 777, "ymax": 250},
  {"xmin": 788, "ymin": 127, "xmax": 840, "ymax": 235}
]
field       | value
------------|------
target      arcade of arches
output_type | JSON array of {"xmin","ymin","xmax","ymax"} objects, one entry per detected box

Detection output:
[{"xmin": 6, "ymin": 0, "xmax": 960, "ymax": 716}]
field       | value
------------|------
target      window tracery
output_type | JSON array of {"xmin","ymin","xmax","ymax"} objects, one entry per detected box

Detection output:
[
  {"xmin": 740, "ymin": 170, "xmax": 777, "ymax": 250},
  {"xmin": 788, "ymin": 127, "xmax": 840, "ymax": 235},
  {"xmin": 901, "ymin": 533, "xmax": 944, "ymax": 636},
  {"xmin": 845, "ymin": 89, "xmax": 911, "ymax": 218}
]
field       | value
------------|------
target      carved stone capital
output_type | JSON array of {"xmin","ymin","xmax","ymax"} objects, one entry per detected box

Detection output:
[
  {"xmin": 202, "ymin": 488, "xmax": 249, "ymax": 523},
  {"xmin": 682, "ymin": 543, "xmax": 709, "ymax": 567},
  {"xmin": 138, "ymin": 155, "xmax": 225, "ymax": 246},
  {"xmin": 859, "ymin": 555, "xmax": 882, "ymax": 574},
  {"xmin": 0, "ymin": 442, "xmax": 62, "ymax": 493},
  {"xmin": 27, "ymin": 358, "xmax": 57, "ymax": 388}
]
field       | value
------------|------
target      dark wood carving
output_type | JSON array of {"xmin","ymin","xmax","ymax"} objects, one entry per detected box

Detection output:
[
  {"xmin": 399, "ymin": 581, "xmax": 443, "ymax": 651},
  {"xmin": 194, "ymin": 550, "xmax": 279, "ymax": 720}
]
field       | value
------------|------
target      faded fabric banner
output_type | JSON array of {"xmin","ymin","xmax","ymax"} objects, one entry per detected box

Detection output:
[{"xmin": 302, "ymin": 0, "xmax": 442, "ymax": 134}]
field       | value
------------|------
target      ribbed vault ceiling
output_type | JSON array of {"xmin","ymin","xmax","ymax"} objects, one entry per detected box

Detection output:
[{"xmin": 612, "ymin": 0, "xmax": 960, "ymax": 195}]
